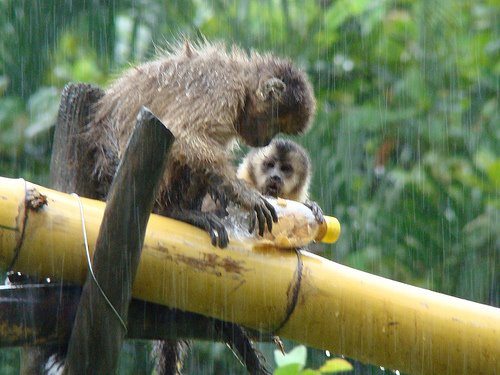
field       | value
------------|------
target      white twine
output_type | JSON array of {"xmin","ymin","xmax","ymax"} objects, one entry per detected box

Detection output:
[{"xmin": 72, "ymin": 193, "xmax": 128, "ymax": 333}]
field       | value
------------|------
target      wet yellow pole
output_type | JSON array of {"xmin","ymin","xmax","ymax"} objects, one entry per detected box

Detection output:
[{"xmin": 0, "ymin": 177, "xmax": 499, "ymax": 374}]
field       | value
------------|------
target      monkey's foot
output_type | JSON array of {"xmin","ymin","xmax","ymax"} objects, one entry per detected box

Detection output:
[{"xmin": 167, "ymin": 209, "xmax": 229, "ymax": 248}]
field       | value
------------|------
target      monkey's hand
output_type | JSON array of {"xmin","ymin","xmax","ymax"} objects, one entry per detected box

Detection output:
[
  {"xmin": 167, "ymin": 209, "xmax": 229, "ymax": 248},
  {"xmin": 236, "ymin": 184, "xmax": 279, "ymax": 236},
  {"xmin": 304, "ymin": 200, "xmax": 325, "ymax": 224},
  {"xmin": 207, "ymin": 174, "xmax": 278, "ymax": 236}
]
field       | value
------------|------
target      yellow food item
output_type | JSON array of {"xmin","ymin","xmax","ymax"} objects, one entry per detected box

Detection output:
[{"xmin": 276, "ymin": 197, "xmax": 288, "ymax": 207}]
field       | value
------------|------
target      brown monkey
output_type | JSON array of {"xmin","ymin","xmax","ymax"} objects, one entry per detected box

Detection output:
[
  {"xmin": 85, "ymin": 40, "xmax": 316, "ymax": 375},
  {"xmin": 87, "ymin": 40, "xmax": 316, "ymax": 248},
  {"xmin": 237, "ymin": 139, "xmax": 324, "ymax": 223}
]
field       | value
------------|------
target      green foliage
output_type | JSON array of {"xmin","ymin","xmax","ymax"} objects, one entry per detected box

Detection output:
[
  {"xmin": 0, "ymin": 0, "xmax": 498, "ymax": 373},
  {"xmin": 47, "ymin": 33, "xmax": 107, "ymax": 86},
  {"xmin": 0, "ymin": 348, "xmax": 19, "ymax": 375},
  {"xmin": 275, "ymin": 345, "xmax": 307, "ymax": 369},
  {"xmin": 117, "ymin": 341, "xmax": 155, "ymax": 375},
  {"xmin": 0, "ymin": 85, "xmax": 59, "ymax": 183},
  {"xmin": 274, "ymin": 345, "xmax": 353, "ymax": 374},
  {"xmin": 183, "ymin": 341, "xmax": 255, "ymax": 374}
]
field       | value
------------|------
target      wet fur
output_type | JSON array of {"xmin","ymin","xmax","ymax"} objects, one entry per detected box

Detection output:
[{"xmin": 86, "ymin": 41, "xmax": 315, "ymax": 214}]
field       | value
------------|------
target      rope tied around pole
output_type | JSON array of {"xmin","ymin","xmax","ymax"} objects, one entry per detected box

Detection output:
[{"xmin": 272, "ymin": 247, "xmax": 304, "ymax": 335}]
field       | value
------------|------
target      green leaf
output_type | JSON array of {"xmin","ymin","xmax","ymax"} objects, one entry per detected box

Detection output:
[
  {"xmin": 0, "ymin": 76, "xmax": 9, "ymax": 96},
  {"xmin": 300, "ymin": 369, "xmax": 321, "ymax": 375},
  {"xmin": 25, "ymin": 87, "xmax": 60, "ymax": 139},
  {"xmin": 319, "ymin": 358, "xmax": 353, "ymax": 373},
  {"xmin": 324, "ymin": 0, "xmax": 372, "ymax": 31},
  {"xmin": 274, "ymin": 345, "xmax": 307, "ymax": 369},
  {"xmin": 486, "ymin": 160, "xmax": 500, "ymax": 189},
  {"xmin": 274, "ymin": 363, "xmax": 302, "ymax": 375}
]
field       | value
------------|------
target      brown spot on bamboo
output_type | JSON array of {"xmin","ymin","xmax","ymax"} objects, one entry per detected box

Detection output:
[{"xmin": 26, "ymin": 188, "xmax": 48, "ymax": 211}]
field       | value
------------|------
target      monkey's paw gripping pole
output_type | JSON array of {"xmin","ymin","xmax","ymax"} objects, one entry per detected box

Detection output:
[{"xmin": 0, "ymin": 176, "xmax": 499, "ymax": 375}]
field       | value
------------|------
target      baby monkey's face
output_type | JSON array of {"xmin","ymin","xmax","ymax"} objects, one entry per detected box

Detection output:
[
  {"xmin": 262, "ymin": 159, "xmax": 295, "ymax": 197},
  {"xmin": 254, "ymin": 144, "xmax": 303, "ymax": 198}
]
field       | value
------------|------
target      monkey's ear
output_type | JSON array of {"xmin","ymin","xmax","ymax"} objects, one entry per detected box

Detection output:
[
  {"xmin": 184, "ymin": 41, "xmax": 193, "ymax": 58},
  {"xmin": 258, "ymin": 78, "xmax": 286, "ymax": 101}
]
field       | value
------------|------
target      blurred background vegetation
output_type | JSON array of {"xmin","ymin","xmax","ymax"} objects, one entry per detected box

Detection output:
[{"xmin": 0, "ymin": 0, "xmax": 498, "ymax": 373}]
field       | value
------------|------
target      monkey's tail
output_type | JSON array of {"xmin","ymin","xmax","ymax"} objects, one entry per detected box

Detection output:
[
  {"xmin": 153, "ymin": 339, "xmax": 189, "ymax": 375},
  {"xmin": 218, "ymin": 322, "xmax": 271, "ymax": 375}
]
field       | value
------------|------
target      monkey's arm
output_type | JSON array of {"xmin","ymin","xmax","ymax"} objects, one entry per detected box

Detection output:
[
  {"xmin": 167, "ymin": 208, "xmax": 230, "ymax": 248},
  {"xmin": 207, "ymin": 172, "xmax": 278, "ymax": 236}
]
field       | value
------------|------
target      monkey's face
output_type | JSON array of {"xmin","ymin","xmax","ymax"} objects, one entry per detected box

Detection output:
[
  {"xmin": 260, "ymin": 158, "xmax": 293, "ymax": 197},
  {"xmin": 252, "ymin": 142, "xmax": 308, "ymax": 199},
  {"xmin": 237, "ymin": 60, "xmax": 316, "ymax": 147},
  {"xmin": 238, "ymin": 80, "xmax": 284, "ymax": 147}
]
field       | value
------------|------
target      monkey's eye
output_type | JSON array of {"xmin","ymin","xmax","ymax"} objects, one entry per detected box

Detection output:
[
  {"xmin": 281, "ymin": 164, "xmax": 293, "ymax": 173},
  {"xmin": 264, "ymin": 160, "xmax": 275, "ymax": 169}
]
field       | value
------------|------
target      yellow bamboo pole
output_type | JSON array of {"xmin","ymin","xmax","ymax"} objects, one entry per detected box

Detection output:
[{"xmin": 0, "ymin": 176, "xmax": 499, "ymax": 374}]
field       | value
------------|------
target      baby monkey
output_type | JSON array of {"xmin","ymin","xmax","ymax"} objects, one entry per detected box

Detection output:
[
  {"xmin": 237, "ymin": 139, "xmax": 324, "ymax": 223},
  {"xmin": 235, "ymin": 139, "xmax": 324, "ymax": 355}
]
